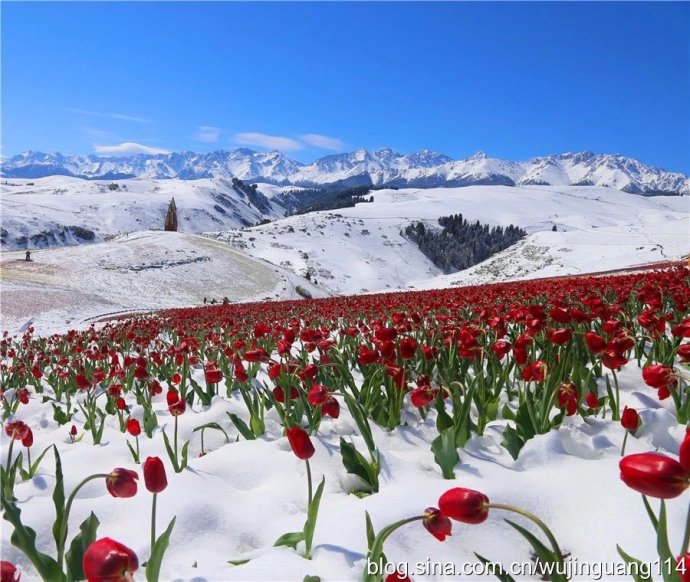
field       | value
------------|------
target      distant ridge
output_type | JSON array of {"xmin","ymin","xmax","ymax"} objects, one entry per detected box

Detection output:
[{"xmin": 2, "ymin": 148, "xmax": 688, "ymax": 195}]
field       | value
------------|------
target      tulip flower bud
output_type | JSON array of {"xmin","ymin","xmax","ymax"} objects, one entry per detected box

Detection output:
[
  {"xmin": 4, "ymin": 420, "xmax": 30, "ymax": 441},
  {"xmin": 619, "ymin": 453, "xmax": 690, "ymax": 499},
  {"xmin": 423, "ymin": 507, "xmax": 452, "ymax": 541},
  {"xmin": 21, "ymin": 428, "xmax": 33, "ymax": 448},
  {"xmin": 83, "ymin": 538, "xmax": 138, "ymax": 582},
  {"xmin": 106, "ymin": 468, "xmax": 139, "ymax": 498},
  {"xmin": 143, "ymin": 456, "xmax": 168, "ymax": 493},
  {"xmin": 642, "ymin": 365, "xmax": 674, "ymax": 389},
  {"xmin": 285, "ymin": 426, "xmax": 315, "ymax": 460},
  {"xmin": 620, "ymin": 406, "xmax": 640, "ymax": 431},
  {"xmin": 1, "ymin": 560, "xmax": 20, "ymax": 582},
  {"xmin": 125, "ymin": 418, "xmax": 141, "ymax": 437},
  {"xmin": 438, "ymin": 487, "xmax": 489, "ymax": 524}
]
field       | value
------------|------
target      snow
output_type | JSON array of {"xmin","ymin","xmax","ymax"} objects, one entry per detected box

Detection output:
[
  {"xmin": 208, "ymin": 185, "xmax": 689, "ymax": 295},
  {"xmin": 1, "ymin": 359, "xmax": 686, "ymax": 580},
  {"xmin": 0, "ymin": 231, "xmax": 325, "ymax": 335}
]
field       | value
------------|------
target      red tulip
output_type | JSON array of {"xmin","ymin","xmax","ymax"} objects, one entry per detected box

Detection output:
[
  {"xmin": 678, "ymin": 344, "xmax": 690, "ymax": 363},
  {"xmin": 438, "ymin": 487, "xmax": 489, "ymax": 524},
  {"xmin": 106, "ymin": 468, "xmax": 139, "ymax": 498},
  {"xmin": 285, "ymin": 426, "xmax": 315, "ymax": 460},
  {"xmin": 521, "ymin": 361, "xmax": 547, "ymax": 382},
  {"xmin": 491, "ymin": 340, "xmax": 511, "ymax": 359},
  {"xmin": 585, "ymin": 332, "xmax": 606, "ymax": 354},
  {"xmin": 619, "ymin": 453, "xmax": 690, "ymax": 499},
  {"xmin": 549, "ymin": 328, "xmax": 572, "ymax": 345},
  {"xmin": 143, "ymin": 456, "xmax": 168, "ymax": 493},
  {"xmin": 385, "ymin": 572, "xmax": 411, "ymax": 582},
  {"xmin": 321, "ymin": 397, "xmax": 340, "ymax": 419},
  {"xmin": 676, "ymin": 554, "xmax": 690, "ymax": 582},
  {"xmin": 620, "ymin": 406, "xmax": 640, "ymax": 431},
  {"xmin": 4, "ymin": 420, "xmax": 30, "ymax": 441},
  {"xmin": 166, "ymin": 390, "xmax": 180, "ymax": 406},
  {"xmin": 680, "ymin": 429, "xmax": 690, "ymax": 472},
  {"xmin": 169, "ymin": 399, "xmax": 186, "ymax": 416},
  {"xmin": 307, "ymin": 384, "xmax": 330, "ymax": 406},
  {"xmin": 642, "ymin": 365, "xmax": 674, "ymax": 389},
  {"xmin": 423, "ymin": 507, "xmax": 452, "ymax": 541},
  {"xmin": 21, "ymin": 428, "xmax": 33, "ymax": 448},
  {"xmin": 70, "ymin": 424, "xmax": 78, "ymax": 437},
  {"xmin": 83, "ymin": 537, "xmax": 138, "ymax": 582},
  {"xmin": 1, "ymin": 561, "xmax": 20, "ymax": 582},
  {"xmin": 243, "ymin": 348, "xmax": 269, "ymax": 363},
  {"xmin": 557, "ymin": 381, "xmax": 579, "ymax": 416},
  {"xmin": 399, "ymin": 337, "xmax": 417, "ymax": 360},
  {"xmin": 204, "ymin": 362, "xmax": 223, "ymax": 384},
  {"xmin": 125, "ymin": 418, "xmax": 141, "ymax": 437},
  {"xmin": 76, "ymin": 373, "xmax": 91, "ymax": 390},
  {"xmin": 585, "ymin": 392, "xmax": 600, "ymax": 409}
]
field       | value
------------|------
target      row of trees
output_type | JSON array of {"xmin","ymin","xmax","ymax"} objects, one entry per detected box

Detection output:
[{"xmin": 404, "ymin": 213, "xmax": 527, "ymax": 273}]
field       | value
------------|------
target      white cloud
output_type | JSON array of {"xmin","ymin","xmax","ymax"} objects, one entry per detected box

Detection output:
[
  {"xmin": 299, "ymin": 133, "xmax": 345, "ymax": 151},
  {"xmin": 193, "ymin": 126, "xmax": 221, "ymax": 143},
  {"xmin": 93, "ymin": 142, "xmax": 170, "ymax": 156},
  {"xmin": 233, "ymin": 132, "xmax": 304, "ymax": 152},
  {"xmin": 65, "ymin": 108, "xmax": 150, "ymax": 124}
]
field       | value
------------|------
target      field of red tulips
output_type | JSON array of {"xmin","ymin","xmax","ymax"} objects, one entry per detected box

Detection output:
[{"xmin": 1, "ymin": 264, "xmax": 689, "ymax": 581}]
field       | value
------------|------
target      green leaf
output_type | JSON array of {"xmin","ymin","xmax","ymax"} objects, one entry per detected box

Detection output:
[
  {"xmin": 504, "ymin": 519, "xmax": 567, "ymax": 582},
  {"xmin": 273, "ymin": 531, "xmax": 305, "ymax": 550},
  {"xmin": 343, "ymin": 393, "xmax": 376, "ymax": 454},
  {"xmin": 304, "ymin": 477, "xmax": 325, "ymax": 558},
  {"xmin": 303, "ymin": 576, "xmax": 321, "ymax": 582},
  {"xmin": 143, "ymin": 408, "xmax": 158, "ymax": 438},
  {"xmin": 365, "ymin": 511, "xmax": 375, "ymax": 550},
  {"xmin": 52, "ymin": 445, "xmax": 66, "ymax": 552},
  {"xmin": 228, "ymin": 558, "xmax": 251, "ymax": 566},
  {"xmin": 431, "ymin": 427, "xmax": 460, "ymax": 479},
  {"xmin": 29, "ymin": 445, "xmax": 52, "ymax": 476},
  {"xmin": 616, "ymin": 545, "xmax": 653, "ymax": 582},
  {"xmin": 656, "ymin": 501, "xmax": 676, "ymax": 582},
  {"xmin": 126, "ymin": 441, "xmax": 140, "ymax": 464},
  {"xmin": 227, "ymin": 413, "xmax": 256, "ymax": 441},
  {"xmin": 501, "ymin": 425, "xmax": 525, "ymax": 461},
  {"xmin": 340, "ymin": 438, "xmax": 378, "ymax": 492},
  {"xmin": 250, "ymin": 414, "xmax": 265, "ymax": 438},
  {"xmin": 161, "ymin": 430, "xmax": 179, "ymax": 472},
  {"xmin": 146, "ymin": 516, "xmax": 176, "ymax": 582},
  {"xmin": 192, "ymin": 422, "xmax": 230, "ymax": 443},
  {"xmin": 435, "ymin": 392, "xmax": 454, "ymax": 432},
  {"xmin": 65, "ymin": 512, "xmax": 100, "ymax": 581},
  {"xmin": 641, "ymin": 495, "xmax": 659, "ymax": 530},
  {"xmin": 1, "ymin": 494, "xmax": 64, "ymax": 581},
  {"xmin": 179, "ymin": 441, "xmax": 190, "ymax": 472},
  {"xmin": 474, "ymin": 553, "xmax": 516, "ymax": 582}
]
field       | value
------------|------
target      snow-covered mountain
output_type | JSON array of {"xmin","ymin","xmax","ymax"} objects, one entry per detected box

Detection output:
[{"xmin": 3, "ymin": 149, "xmax": 688, "ymax": 194}]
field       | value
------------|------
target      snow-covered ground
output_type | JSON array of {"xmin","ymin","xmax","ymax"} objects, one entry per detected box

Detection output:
[
  {"xmin": 209, "ymin": 185, "xmax": 689, "ymax": 294},
  {"xmin": 1, "ymin": 363, "xmax": 686, "ymax": 581},
  {"xmin": 0, "ymin": 231, "xmax": 324, "ymax": 335},
  {"xmin": 0, "ymin": 176, "xmax": 292, "ymax": 250}
]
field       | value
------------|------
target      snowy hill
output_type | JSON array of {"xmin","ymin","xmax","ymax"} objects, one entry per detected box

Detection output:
[
  {"xmin": 3, "ymin": 149, "xmax": 688, "ymax": 194},
  {"xmin": 206, "ymin": 185, "xmax": 689, "ymax": 295},
  {"xmin": 0, "ymin": 231, "xmax": 324, "ymax": 334},
  {"xmin": 0, "ymin": 176, "xmax": 293, "ymax": 250}
]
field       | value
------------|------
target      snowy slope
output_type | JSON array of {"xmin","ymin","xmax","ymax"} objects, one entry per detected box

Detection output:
[
  {"xmin": 4, "ymin": 149, "xmax": 688, "ymax": 194},
  {"xmin": 1, "ymin": 349, "xmax": 686, "ymax": 581},
  {"xmin": 207, "ymin": 185, "xmax": 689, "ymax": 295},
  {"xmin": 0, "ymin": 231, "xmax": 325, "ymax": 335},
  {"xmin": 0, "ymin": 176, "xmax": 292, "ymax": 250}
]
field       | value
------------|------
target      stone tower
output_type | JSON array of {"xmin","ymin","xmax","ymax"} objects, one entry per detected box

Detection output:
[{"xmin": 164, "ymin": 198, "xmax": 178, "ymax": 232}]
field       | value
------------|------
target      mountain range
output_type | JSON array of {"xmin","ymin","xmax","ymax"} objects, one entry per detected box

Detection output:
[{"xmin": 2, "ymin": 148, "xmax": 688, "ymax": 195}]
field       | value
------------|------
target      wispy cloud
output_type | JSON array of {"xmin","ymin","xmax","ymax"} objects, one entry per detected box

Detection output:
[
  {"xmin": 79, "ymin": 127, "xmax": 115, "ymax": 139},
  {"xmin": 65, "ymin": 108, "xmax": 150, "ymax": 124},
  {"xmin": 193, "ymin": 126, "xmax": 221, "ymax": 143},
  {"xmin": 299, "ymin": 134, "xmax": 345, "ymax": 151},
  {"xmin": 93, "ymin": 142, "xmax": 170, "ymax": 156},
  {"xmin": 233, "ymin": 132, "xmax": 304, "ymax": 152}
]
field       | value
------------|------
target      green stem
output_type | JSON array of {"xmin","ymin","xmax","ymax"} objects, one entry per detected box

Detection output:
[
  {"xmin": 366, "ymin": 515, "xmax": 425, "ymax": 582},
  {"xmin": 136, "ymin": 436, "xmax": 140, "ymax": 462},
  {"xmin": 174, "ymin": 415, "xmax": 178, "ymax": 463},
  {"xmin": 485, "ymin": 503, "xmax": 564, "ymax": 563},
  {"xmin": 5, "ymin": 438, "xmax": 15, "ymax": 476},
  {"xmin": 151, "ymin": 492, "xmax": 158, "ymax": 552},
  {"xmin": 27, "ymin": 446, "xmax": 31, "ymax": 468},
  {"xmin": 306, "ymin": 459, "xmax": 313, "ymax": 507},
  {"xmin": 58, "ymin": 473, "xmax": 111, "ymax": 568},
  {"xmin": 682, "ymin": 500, "xmax": 690, "ymax": 555},
  {"xmin": 621, "ymin": 430, "xmax": 629, "ymax": 457}
]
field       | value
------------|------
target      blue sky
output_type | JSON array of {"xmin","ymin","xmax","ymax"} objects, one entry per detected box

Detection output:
[{"xmin": 2, "ymin": 2, "xmax": 689, "ymax": 172}]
